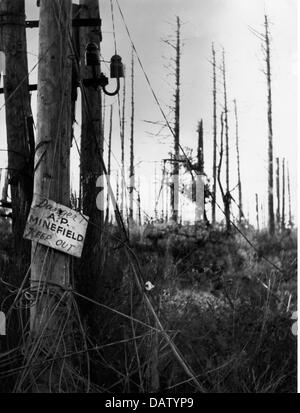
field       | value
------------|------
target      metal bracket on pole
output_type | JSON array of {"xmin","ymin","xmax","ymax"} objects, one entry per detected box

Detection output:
[
  {"xmin": 25, "ymin": 18, "xmax": 101, "ymax": 29},
  {"xmin": 0, "ymin": 84, "xmax": 37, "ymax": 94}
]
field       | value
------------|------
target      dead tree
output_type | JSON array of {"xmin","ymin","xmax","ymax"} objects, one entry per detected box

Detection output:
[
  {"xmin": 116, "ymin": 170, "xmax": 119, "ymax": 207},
  {"xmin": 255, "ymin": 193, "xmax": 260, "ymax": 231},
  {"xmin": 129, "ymin": 49, "xmax": 135, "ymax": 223},
  {"xmin": 121, "ymin": 78, "xmax": 126, "ymax": 218},
  {"xmin": 195, "ymin": 120, "xmax": 205, "ymax": 223},
  {"xmin": 233, "ymin": 99, "xmax": 243, "ymax": 222},
  {"xmin": 197, "ymin": 119, "xmax": 204, "ymax": 174},
  {"xmin": 276, "ymin": 157, "xmax": 280, "ymax": 230},
  {"xmin": 163, "ymin": 17, "xmax": 181, "ymax": 224},
  {"xmin": 287, "ymin": 162, "xmax": 293, "ymax": 228},
  {"xmin": 161, "ymin": 165, "xmax": 165, "ymax": 222},
  {"xmin": 212, "ymin": 43, "xmax": 217, "ymax": 226},
  {"xmin": 137, "ymin": 177, "xmax": 141, "ymax": 226},
  {"xmin": 281, "ymin": 157, "xmax": 285, "ymax": 231},
  {"xmin": 221, "ymin": 50, "xmax": 231, "ymax": 232},
  {"xmin": 264, "ymin": 15, "xmax": 275, "ymax": 235},
  {"xmin": 0, "ymin": 0, "xmax": 34, "ymax": 270},
  {"xmin": 217, "ymin": 112, "xmax": 230, "ymax": 232}
]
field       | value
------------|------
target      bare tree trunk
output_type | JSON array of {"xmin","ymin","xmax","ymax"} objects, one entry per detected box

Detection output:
[
  {"xmin": 161, "ymin": 165, "xmax": 165, "ymax": 222},
  {"xmin": 116, "ymin": 171, "xmax": 119, "ymax": 210},
  {"xmin": 121, "ymin": 79, "xmax": 126, "ymax": 218},
  {"xmin": 165, "ymin": 171, "xmax": 169, "ymax": 223},
  {"xmin": 264, "ymin": 15, "xmax": 275, "ymax": 235},
  {"xmin": 281, "ymin": 157, "xmax": 285, "ymax": 231},
  {"xmin": 255, "ymin": 193, "xmax": 260, "ymax": 231},
  {"xmin": 197, "ymin": 119, "xmax": 204, "ymax": 174},
  {"xmin": 137, "ymin": 177, "xmax": 141, "ymax": 226},
  {"xmin": 287, "ymin": 162, "xmax": 293, "ymax": 228},
  {"xmin": 1, "ymin": 169, "xmax": 8, "ymax": 201},
  {"xmin": 0, "ymin": 0, "xmax": 34, "ymax": 272},
  {"xmin": 276, "ymin": 157, "xmax": 280, "ymax": 231},
  {"xmin": 222, "ymin": 50, "xmax": 231, "ymax": 232},
  {"xmin": 195, "ymin": 120, "xmax": 204, "ymax": 223},
  {"xmin": 217, "ymin": 112, "xmax": 231, "ymax": 231},
  {"xmin": 233, "ymin": 99, "xmax": 243, "ymax": 223},
  {"xmin": 129, "ymin": 49, "xmax": 135, "ymax": 223},
  {"xmin": 212, "ymin": 43, "xmax": 217, "ymax": 226},
  {"xmin": 154, "ymin": 162, "xmax": 158, "ymax": 221},
  {"xmin": 170, "ymin": 17, "xmax": 180, "ymax": 224}
]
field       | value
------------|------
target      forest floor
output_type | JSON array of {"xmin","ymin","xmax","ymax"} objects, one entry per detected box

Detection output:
[{"xmin": 0, "ymin": 217, "xmax": 297, "ymax": 393}]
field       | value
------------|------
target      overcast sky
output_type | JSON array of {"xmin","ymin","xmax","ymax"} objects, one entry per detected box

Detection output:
[{"xmin": 0, "ymin": 0, "xmax": 297, "ymax": 226}]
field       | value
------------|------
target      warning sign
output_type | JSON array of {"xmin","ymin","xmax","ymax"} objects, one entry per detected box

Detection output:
[{"xmin": 24, "ymin": 194, "xmax": 89, "ymax": 258}]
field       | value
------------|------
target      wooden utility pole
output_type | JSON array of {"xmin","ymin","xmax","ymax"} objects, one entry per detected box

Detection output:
[
  {"xmin": 197, "ymin": 119, "xmax": 204, "ymax": 174},
  {"xmin": 31, "ymin": 0, "xmax": 72, "ymax": 330},
  {"xmin": 137, "ymin": 177, "xmax": 141, "ymax": 226},
  {"xmin": 222, "ymin": 50, "xmax": 231, "ymax": 232},
  {"xmin": 154, "ymin": 162, "xmax": 158, "ymax": 221},
  {"xmin": 0, "ymin": 0, "xmax": 34, "ymax": 270},
  {"xmin": 79, "ymin": 0, "xmax": 103, "ymax": 308},
  {"xmin": 264, "ymin": 15, "xmax": 275, "ymax": 235},
  {"xmin": 287, "ymin": 162, "xmax": 292, "ymax": 228},
  {"xmin": 121, "ymin": 79, "xmax": 126, "ymax": 218},
  {"xmin": 129, "ymin": 49, "xmax": 135, "ymax": 223},
  {"xmin": 165, "ymin": 171, "xmax": 169, "ymax": 223},
  {"xmin": 255, "ymin": 193, "xmax": 260, "ymax": 231},
  {"xmin": 195, "ymin": 120, "xmax": 204, "ymax": 223},
  {"xmin": 276, "ymin": 157, "xmax": 280, "ymax": 230},
  {"xmin": 233, "ymin": 99, "xmax": 243, "ymax": 223},
  {"xmin": 212, "ymin": 43, "xmax": 217, "ymax": 225},
  {"xmin": 105, "ymin": 105, "xmax": 113, "ymax": 222},
  {"xmin": 116, "ymin": 171, "xmax": 119, "ymax": 207},
  {"xmin": 1, "ymin": 168, "xmax": 8, "ymax": 202},
  {"xmin": 170, "ymin": 17, "xmax": 181, "ymax": 224},
  {"xmin": 161, "ymin": 166, "xmax": 165, "ymax": 222},
  {"xmin": 281, "ymin": 157, "xmax": 285, "ymax": 231}
]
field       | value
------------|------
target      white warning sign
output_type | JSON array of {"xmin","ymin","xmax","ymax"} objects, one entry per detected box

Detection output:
[{"xmin": 24, "ymin": 194, "xmax": 89, "ymax": 258}]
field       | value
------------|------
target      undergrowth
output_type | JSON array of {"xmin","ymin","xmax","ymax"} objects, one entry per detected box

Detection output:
[{"xmin": 0, "ymin": 220, "xmax": 297, "ymax": 393}]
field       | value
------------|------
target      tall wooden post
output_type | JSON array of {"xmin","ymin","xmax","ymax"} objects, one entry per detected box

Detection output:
[
  {"xmin": 0, "ymin": 0, "xmax": 34, "ymax": 271},
  {"xmin": 222, "ymin": 50, "xmax": 231, "ymax": 232},
  {"xmin": 234, "ymin": 99, "xmax": 243, "ymax": 223},
  {"xmin": 281, "ymin": 158, "xmax": 285, "ymax": 231},
  {"xmin": 195, "ymin": 120, "xmax": 204, "ymax": 223},
  {"xmin": 79, "ymin": 0, "xmax": 103, "ymax": 310},
  {"xmin": 211, "ymin": 43, "xmax": 217, "ymax": 225},
  {"xmin": 121, "ymin": 79, "xmax": 126, "ymax": 218},
  {"xmin": 137, "ymin": 177, "xmax": 141, "ymax": 226},
  {"xmin": 105, "ymin": 105, "xmax": 113, "ymax": 222},
  {"xmin": 264, "ymin": 15, "xmax": 275, "ymax": 235},
  {"xmin": 31, "ymin": 0, "xmax": 72, "ymax": 331},
  {"xmin": 154, "ymin": 162, "xmax": 158, "ymax": 220},
  {"xmin": 276, "ymin": 157, "xmax": 280, "ymax": 230},
  {"xmin": 255, "ymin": 193, "xmax": 260, "ymax": 231},
  {"xmin": 287, "ymin": 162, "xmax": 292, "ymax": 228},
  {"xmin": 129, "ymin": 49, "xmax": 135, "ymax": 223},
  {"xmin": 170, "ymin": 17, "xmax": 180, "ymax": 224},
  {"xmin": 161, "ymin": 165, "xmax": 165, "ymax": 222}
]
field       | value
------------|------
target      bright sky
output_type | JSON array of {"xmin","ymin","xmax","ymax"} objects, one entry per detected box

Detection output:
[{"xmin": 0, "ymin": 0, "xmax": 297, "ymax": 226}]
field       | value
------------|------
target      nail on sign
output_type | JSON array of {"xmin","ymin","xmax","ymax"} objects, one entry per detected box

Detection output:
[{"xmin": 23, "ymin": 194, "xmax": 89, "ymax": 258}]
